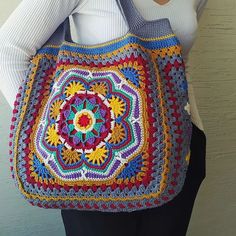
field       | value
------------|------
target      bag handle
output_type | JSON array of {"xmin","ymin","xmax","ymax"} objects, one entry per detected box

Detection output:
[
  {"xmin": 115, "ymin": 0, "xmax": 146, "ymax": 31},
  {"xmin": 43, "ymin": 0, "xmax": 170, "ymax": 47},
  {"xmin": 44, "ymin": 0, "xmax": 149, "ymax": 46},
  {"xmin": 43, "ymin": 17, "xmax": 71, "ymax": 46},
  {"xmin": 62, "ymin": 0, "xmax": 147, "ymax": 44}
]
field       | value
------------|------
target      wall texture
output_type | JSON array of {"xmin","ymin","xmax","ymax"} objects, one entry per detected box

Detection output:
[
  {"xmin": 187, "ymin": 0, "xmax": 236, "ymax": 235},
  {"xmin": 0, "ymin": 0, "xmax": 235, "ymax": 236}
]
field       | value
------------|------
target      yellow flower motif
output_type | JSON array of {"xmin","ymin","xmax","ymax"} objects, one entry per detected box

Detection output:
[
  {"xmin": 118, "ymin": 64, "xmax": 123, "ymax": 70},
  {"xmin": 86, "ymin": 146, "xmax": 108, "ymax": 165},
  {"xmin": 65, "ymin": 81, "xmax": 85, "ymax": 96},
  {"xmin": 133, "ymin": 61, "xmax": 143, "ymax": 71},
  {"xmin": 110, "ymin": 123, "xmax": 126, "ymax": 144},
  {"xmin": 124, "ymin": 62, "xmax": 128, "ymax": 68},
  {"xmin": 62, "ymin": 147, "xmax": 81, "ymax": 164},
  {"xmin": 90, "ymin": 82, "xmax": 108, "ymax": 96},
  {"xmin": 50, "ymin": 99, "xmax": 63, "ymax": 119},
  {"xmin": 45, "ymin": 124, "xmax": 61, "ymax": 146},
  {"xmin": 108, "ymin": 95, "xmax": 125, "ymax": 117}
]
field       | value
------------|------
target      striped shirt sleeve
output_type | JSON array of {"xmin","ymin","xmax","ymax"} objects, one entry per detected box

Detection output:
[{"xmin": 0, "ymin": 0, "xmax": 82, "ymax": 109}]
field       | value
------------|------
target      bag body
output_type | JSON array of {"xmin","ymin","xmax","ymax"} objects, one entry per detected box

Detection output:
[{"xmin": 9, "ymin": 0, "xmax": 192, "ymax": 212}]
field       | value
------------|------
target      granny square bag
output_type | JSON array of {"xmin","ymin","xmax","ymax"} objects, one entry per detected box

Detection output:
[{"xmin": 8, "ymin": 0, "xmax": 192, "ymax": 212}]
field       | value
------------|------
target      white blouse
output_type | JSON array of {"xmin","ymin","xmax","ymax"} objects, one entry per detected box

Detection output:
[{"xmin": 0, "ymin": 0, "xmax": 208, "ymax": 131}]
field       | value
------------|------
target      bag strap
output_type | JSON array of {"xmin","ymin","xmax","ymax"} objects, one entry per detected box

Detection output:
[
  {"xmin": 116, "ymin": 0, "xmax": 146, "ymax": 30},
  {"xmin": 44, "ymin": 0, "xmax": 146, "ymax": 46},
  {"xmin": 43, "ymin": 17, "xmax": 70, "ymax": 46}
]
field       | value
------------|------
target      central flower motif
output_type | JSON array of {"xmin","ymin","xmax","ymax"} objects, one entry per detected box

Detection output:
[
  {"xmin": 58, "ymin": 94, "xmax": 111, "ymax": 150},
  {"xmin": 35, "ymin": 69, "xmax": 144, "ymax": 181},
  {"xmin": 76, "ymin": 111, "xmax": 93, "ymax": 130}
]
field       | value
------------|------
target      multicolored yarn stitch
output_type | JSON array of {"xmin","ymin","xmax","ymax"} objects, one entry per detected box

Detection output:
[{"xmin": 8, "ymin": 14, "xmax": 192, "ymax": 212}]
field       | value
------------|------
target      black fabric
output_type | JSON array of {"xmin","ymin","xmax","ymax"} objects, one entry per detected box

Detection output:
[{"xmin": 61, "ymin": 122, "xmax": 207, "ymax": 236}]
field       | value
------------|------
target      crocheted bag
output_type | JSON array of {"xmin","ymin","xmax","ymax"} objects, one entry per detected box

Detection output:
[{"xmin": 9, "ymin": 0, "xmax": 192, "ymax": 212}]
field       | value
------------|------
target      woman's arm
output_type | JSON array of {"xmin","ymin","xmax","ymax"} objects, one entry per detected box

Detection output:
[
  {"xmin": 185, "ymin": 0, "xmax": 208, "ymax": 130},
  {"xmin": 185, "ymin": 0, "xmax": 209, "ymax": 82},
  {"xmin": 0, "ymin": 0, "xmax": 84, "ymax": 109}
]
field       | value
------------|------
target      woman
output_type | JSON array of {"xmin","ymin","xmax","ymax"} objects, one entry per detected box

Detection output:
[{"xmin": 0, "ymin": 0, "xmax": 208, "ymax": 235}]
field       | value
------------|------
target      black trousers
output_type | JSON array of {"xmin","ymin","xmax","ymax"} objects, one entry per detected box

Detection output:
[{"xmin": 61, "ymin": 122, "xmax": 207, "ymax": 236}]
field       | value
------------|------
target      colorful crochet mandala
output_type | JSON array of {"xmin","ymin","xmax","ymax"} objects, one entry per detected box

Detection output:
[{"xmin": 9, "ymin": 27, "xmax": 192, "ymax": 212}]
